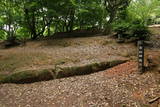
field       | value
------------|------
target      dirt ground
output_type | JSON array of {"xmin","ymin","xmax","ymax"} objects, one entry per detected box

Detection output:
[
  {"xmin": 0, "ymin": 31, "xmax": 160, "ymax": 107},
  {"xmin": 0, "ymin": 36, "xmax": 136, "ymax": 75},
  {"xmin": 0, "ymin": 61, "xmax": 159, "ymax": 107}
]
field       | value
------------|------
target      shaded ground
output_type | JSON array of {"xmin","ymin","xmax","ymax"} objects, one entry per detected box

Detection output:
[
  {"xmin": 0, "ymin": 29, "xmax": 160, "ymax": 106},
  {"xmin": 148, "ymin": 27, "xmax": 160, "ymax": 48},
  {"xmin": 0, "ymin": 36, "xmax": 136, "ymax": 76},
  {"xmin": 0, "ymin": 61, "xmax": 159, "ymax": 107}
]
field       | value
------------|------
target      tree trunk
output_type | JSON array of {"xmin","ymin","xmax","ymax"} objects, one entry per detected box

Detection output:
[
  {"xmin": 31, "ymin": 12, "xmax": 38, "ymax": 40},
  {"xmin": 69, "ymin": 10, "xmax": 75, "ymax": 32},
  {"xmin": 8, "ymin": 14, "xmax": 12, "ymax": 38},
  {"xmin": 47, "ymin": 25, "xmax": 51, "ymax": 36},
  {"xmin": 103, "ymin": 10, "xmax": 116, "ymax": 35}
]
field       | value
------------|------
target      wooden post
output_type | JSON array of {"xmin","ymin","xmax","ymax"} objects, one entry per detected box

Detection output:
[{"xmin": 138, "ymin": 40, "xmax": 144, "ymax": 73}]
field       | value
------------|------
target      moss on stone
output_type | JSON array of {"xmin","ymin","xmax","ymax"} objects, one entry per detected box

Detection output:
[
  {"xmin": 0, "ymin": 69, "xmax": 54, "ymax": 84},
  {"xmin": 0, "ymin": 59, "xmax": 128, "ymax": 84}
]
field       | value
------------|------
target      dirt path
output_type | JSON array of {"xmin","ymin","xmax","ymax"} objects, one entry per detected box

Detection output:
[{"xmin": 0, "ymin": 61, "xmax": 159, "ymax": 107}]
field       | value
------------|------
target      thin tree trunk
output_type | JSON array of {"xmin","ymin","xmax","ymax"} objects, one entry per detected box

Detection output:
[
  {"xmin": 69, "ymin": 10, "xmax": 75, "ymax": 32},
  {"xmin": 104, "ymin": 11, "xmax": 116, "ymax": 35},
  {"xmin": 47, "ymin": 25, "xmax": 50, "ymax": 36}
]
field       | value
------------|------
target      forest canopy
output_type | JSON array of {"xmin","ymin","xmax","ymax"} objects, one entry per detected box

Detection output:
[{"xmin": 0, "ymin": 0, "xmax": 160, "ymax": 40}]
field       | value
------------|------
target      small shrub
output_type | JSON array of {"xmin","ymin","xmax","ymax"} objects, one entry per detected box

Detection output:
[
  {"xmin": 130, "ymin": 24, "xmax": 150, "ymax": 40},
  {"xmin": 113, "ymin": 21, "xmax": 130, "ymax": 39},
  {"xmin": 113, "ymin": 21, "xmax": 150, "ymax": 41}
]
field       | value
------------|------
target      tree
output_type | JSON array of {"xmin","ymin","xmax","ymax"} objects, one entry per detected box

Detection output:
[
  {"xmin": 128, "ymin": 0, "xmax": 160, "ymax": 25},
  {"xmin": 0, "ymin": 0, "xmax": 23, "ymax": 39},
  {"xmin": 1, "ymin": 0, "xmax": 156, "ymax": 41},
  {"xmin": 23, "ymin": 0, "xmax": 49, "ymax": 39},
  {"xmin": 103, "ymin": 0, "xmax": 131, "ymax": 34}
]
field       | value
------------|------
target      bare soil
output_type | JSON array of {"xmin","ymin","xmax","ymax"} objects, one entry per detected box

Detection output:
[
  {"xmin": 0, "ymin": 61, "xmax": 159, "ymax": 107},
  {"xmin": 0, "ymin": 36, "xmax": 136, "ymax": 75},
  {"xmin": 0, "ymin": 32, "xmax": 159, "ymax": 107}
]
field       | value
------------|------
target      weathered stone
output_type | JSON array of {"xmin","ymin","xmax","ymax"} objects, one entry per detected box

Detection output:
[{"xmin": 0, "ymin": 59, "xmax": 128, "ymax": 84}]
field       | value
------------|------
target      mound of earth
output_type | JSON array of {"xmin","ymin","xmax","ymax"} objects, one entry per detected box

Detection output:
[{"xmin": 0, "ymin": 36, "xmax": 136, "ymax": 83}]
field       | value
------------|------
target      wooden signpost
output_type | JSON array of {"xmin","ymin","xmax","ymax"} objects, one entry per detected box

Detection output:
[{"xmin": 138, "ymin": 40, "xmax": 144, "ymax": 73}]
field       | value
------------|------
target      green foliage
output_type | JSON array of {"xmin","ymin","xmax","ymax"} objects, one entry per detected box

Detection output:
[
  {"xmin": 16, "ymin": 27, "xmax": 30, "ymax": 39},
  {"xmin": 113, "ymin": 20, "xmax": 150, "ymax": 40},
  {"xmin": 113, "ymin": 21, "xmax": 130, "ymax": 35},
  {"xmin": 0, "ymin": 30, "xmax": 7, "ymax": 40},
  {"xmin": 128, "ymin": 0, "xmax": 160, "ymax": 25},
  {"xmin": 102, "ymin": 0, "xmax": 131, "ymax": 34},
  {"xmin": 130, "ymin": 24, "xmax": 150, "ymax": 40},
  {"xmin": 75, "ymin": 1, "xmax": 103, "ymax": 29},
  {"xmin": 0, "ymin": 0, "xmax": 24, "ymax": 40},
  {"xmin": 0, "ymin": 0, "xmax": 158, "ymax": 40}
]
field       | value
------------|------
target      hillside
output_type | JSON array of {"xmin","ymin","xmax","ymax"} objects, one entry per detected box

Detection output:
[{"xmin": 0, "ymin": 31, "xmax": 160, "ymax": 106}]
